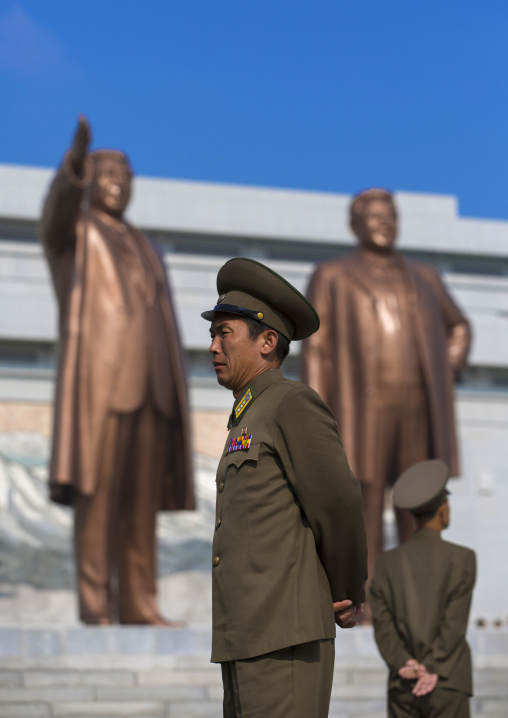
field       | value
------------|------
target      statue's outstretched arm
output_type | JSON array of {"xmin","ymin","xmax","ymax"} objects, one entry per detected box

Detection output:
[{"xmin": 40, "ymin": 116, "xmax": 93, "ymax": 256}]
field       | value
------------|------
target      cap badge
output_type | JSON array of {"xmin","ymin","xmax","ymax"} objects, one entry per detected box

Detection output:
[{"xmin": 218, "ymin": 293, "xmax": 226, "ymax": 303}]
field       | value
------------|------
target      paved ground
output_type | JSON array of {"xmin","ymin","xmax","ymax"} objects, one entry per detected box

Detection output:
[
  {"xmin": 1, "ymin": 626, "xmax": 507, "ymax": 717},
  {"xmin": 1, "ymin": 439, "xmax": 507, "ymax": 716}
]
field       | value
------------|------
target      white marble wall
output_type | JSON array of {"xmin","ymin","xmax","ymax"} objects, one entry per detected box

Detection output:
[
  {"xmin": 3, "ymin": 163, "xmax": 508, "ymax": 256},
  {"xmin": 0, "ymin": 165, "xmax": 507, "ymax": 624},
  {"xmin": 1, "ymin": 243, "xmax": 508, "ymax": 366},
  {"xmin": 449, "ymin": 392, "xmax": 508, "ymax": 622}
]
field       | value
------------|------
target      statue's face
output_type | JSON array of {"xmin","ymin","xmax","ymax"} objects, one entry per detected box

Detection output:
[
  {"xmin": 354, "ymin": 199, "xmax": 397, "ymax": 252},
  {"xmin": 90, "ymin": 158, "xmax": 132, "ymax": 218}
]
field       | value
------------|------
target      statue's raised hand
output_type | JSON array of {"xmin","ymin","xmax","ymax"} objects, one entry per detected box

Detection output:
[{"xmin": 69, "ymin": 115, "xmax": 92, "ymax": 176}]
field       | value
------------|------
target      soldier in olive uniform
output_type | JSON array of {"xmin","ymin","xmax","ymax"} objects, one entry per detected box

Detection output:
[
  {"xmin": 370, "ymin": 460, "xmax": 476, "ymax": 718},
  {"xmin": 201, "ymin": 258, "xmax": 368, "ymax": 718}
]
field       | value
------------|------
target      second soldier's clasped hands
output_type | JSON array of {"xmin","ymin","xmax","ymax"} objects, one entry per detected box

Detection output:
[{"xmin": 398, "ymin": 659, "xmax": 438, "ymax": 696}]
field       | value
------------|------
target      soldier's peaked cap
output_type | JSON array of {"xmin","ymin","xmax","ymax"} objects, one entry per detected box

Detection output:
[
  {"xmin": 201, "ymin": 257, "xmax": 320, "ymax": 341},
  {"xmin": 393, "ymin": 459, "xmax": 450, "ymax": 515}
]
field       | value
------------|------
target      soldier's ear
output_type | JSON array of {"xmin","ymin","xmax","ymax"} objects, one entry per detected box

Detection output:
[
  {"xmin": 436, "ymin": 500, "xmax": 449, "ymax": 529},
  {"xmin": 259, "ymin": 329, "xmax": 278, "ymax": 356}
]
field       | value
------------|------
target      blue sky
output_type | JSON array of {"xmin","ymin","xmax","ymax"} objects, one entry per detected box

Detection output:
[{"xmin": 1, "ymin": 1, "xmax": 507, "ymax": 220}]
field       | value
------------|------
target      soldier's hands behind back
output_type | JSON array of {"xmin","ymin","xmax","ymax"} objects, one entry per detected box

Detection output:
[
  {"xmin": 412, "ymin": 667, "xmax": 438, "ymax": 696},
  {"xmin": 398, "ymin": 660, "xmax": 438, "ymax": 695},
  {"xmin": 398, "ymin": 659, "xmax": 420, "ymax": 680},
  {"xmin": 333, "ymin": 599, "xmax": 362, "ymax": 629}
]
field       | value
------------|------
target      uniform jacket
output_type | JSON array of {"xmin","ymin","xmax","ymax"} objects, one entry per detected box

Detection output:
[
  {"xmin": 39, "ymin": 156, "xmax": 195, "ymax": 510},
  {"xmin": 369, "ymin": 529, "xmax": 476, "ymax": 695},
  {"xmin": 300, "ymin": 250, "xmax": 471, "ymax": 482},
  {"xmin": 211, "ymin": 368, "xmax": 367, "ymax": 662}
]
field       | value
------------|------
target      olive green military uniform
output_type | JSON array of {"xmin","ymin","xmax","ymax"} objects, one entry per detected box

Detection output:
[
  {"xmin": 211, "ymin": 368, "xmax": 367, "ymax": 716},
  {"xmin": 203, "ymin": 257, "xmax": 367, "ymax": 717},
  {"xmin": 370, "ymin": 529, "xmax": 476, "ymax": 717}
]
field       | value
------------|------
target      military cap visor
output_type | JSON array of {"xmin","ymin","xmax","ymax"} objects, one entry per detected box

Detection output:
[
  {"xmin": 393, "ymin": 459, "xmax": 450, "ymax": 515},
  {"xmin": 201, "ymin": 258, "xmax": 320, "ymax": 341}
]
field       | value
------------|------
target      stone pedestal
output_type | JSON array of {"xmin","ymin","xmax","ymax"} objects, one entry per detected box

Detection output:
[{"xmin": 0, "ymin": 626, "xmax": 507, "ymax": 718}]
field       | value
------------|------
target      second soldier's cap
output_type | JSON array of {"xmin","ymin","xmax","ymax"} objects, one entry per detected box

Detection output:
[
  {"xmin": 201, "ymin": 257, "xmax": 320, "ymax": 341},
  {"xmin": 393, "ymin": 459, "xmax": 450, "ymax": 515}
]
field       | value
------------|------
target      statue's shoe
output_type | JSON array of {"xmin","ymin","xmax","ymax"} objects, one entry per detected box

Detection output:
[
  {"xmin": 151, "ymin": 616, "xmax": 186, "ymax": 628},
  {"xmin": 120, "ymin": 614, "xmax": 186, "ymax": 627},
  {"xmin": 81, "ymin": 616, "xmax": 112, "ymax": 626}
]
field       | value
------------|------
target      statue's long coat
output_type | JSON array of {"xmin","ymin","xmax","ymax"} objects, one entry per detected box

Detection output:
[
  {"xmin": 301, "ymin": 250, "xmax": 471, "ymax": 482},
  {"xmin": 40, "ymin": 158, "xmax": 195, "ymax": 510}
]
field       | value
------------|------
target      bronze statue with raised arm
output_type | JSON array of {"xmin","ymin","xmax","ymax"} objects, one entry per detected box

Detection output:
[
  {"xmin": 40, "ymin": 117, "xmax": 195, "ymax": 625},
  {"xmin": 301, "ymin": 188, "xmax": 471, "ymax": 589}
]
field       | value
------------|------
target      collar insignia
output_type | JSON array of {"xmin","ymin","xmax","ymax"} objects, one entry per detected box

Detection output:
[{"xmin": 234, "ymin": 387, "xmax": 253, "ymax": 420}]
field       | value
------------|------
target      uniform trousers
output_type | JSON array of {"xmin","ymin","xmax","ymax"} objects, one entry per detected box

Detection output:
[
  {"xmin": 221, "ymin": 638, "xmax": 334, "ymax": 718},
  {"xmin": 73, "ymin": 395, "xmax": 170, "ymax": 624},
  {"xmin": 361, "ymin": 384, "xmax": 430, "ymax": 577},
  {"xmin": 389, "ymin": 685, "xmax": 470, "ymax": 718}
]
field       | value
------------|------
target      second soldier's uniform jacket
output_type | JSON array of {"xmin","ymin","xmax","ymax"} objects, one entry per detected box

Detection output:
[
  {"xmin": 370, "ymin": 529, "xmax": 476, "ymax": 696},
  {"xmin": 211, "ymin": 367, "xmax": 367, "ymax": 663}
]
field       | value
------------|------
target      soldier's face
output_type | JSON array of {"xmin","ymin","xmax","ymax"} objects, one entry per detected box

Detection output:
[
  {"xmin": 90, "ymin": 159, "xmax": 132, "ymax": 218},
  {"xmin": 355, "ymin": 199, "xmax": 397, "ymax": 252},
  {"xmin": 209, "ymin": 314, "xmax": 265, "ymax": 396}
]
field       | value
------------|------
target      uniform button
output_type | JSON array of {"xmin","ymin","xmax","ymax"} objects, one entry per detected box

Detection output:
[
  {"xmin": 218, "ymin": 482, "xmax": 225, "ymax": 493},
  {"xmin": 213, "ymin": 556, "xmax": 220, "ymax": 567},
  {"xmin": 215, "ymin": 519, "xmax": 221, "ymax": 530}
]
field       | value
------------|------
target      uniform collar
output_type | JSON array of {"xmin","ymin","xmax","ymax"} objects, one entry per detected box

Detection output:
[
  {"xmin": 228, "ymin": 368, "xmax": 284, "ymax": 429},
  {"xmin": 412, "ymin": 527, "xmax": 442, "ymax": 541}
]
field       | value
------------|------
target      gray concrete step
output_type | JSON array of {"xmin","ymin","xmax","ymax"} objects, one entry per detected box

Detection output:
[{"xmin": 0, "ymin": 626, "xmax": 506, "ymax": 717}]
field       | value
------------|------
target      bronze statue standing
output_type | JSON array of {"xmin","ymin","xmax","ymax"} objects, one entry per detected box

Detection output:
[
  {"xmin": 40, "ymin": 117, "xmax": 195, "ymax": 625},
  {"xmin": 301, "ymin": 189, "xmax": 471, "ymax": 582}
]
